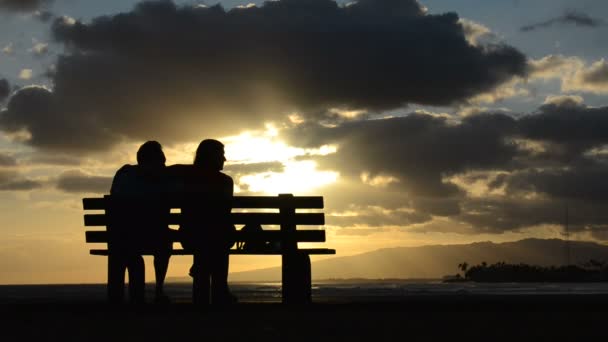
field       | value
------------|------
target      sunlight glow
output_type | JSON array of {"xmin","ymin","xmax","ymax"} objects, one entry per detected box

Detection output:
[
  {"xmin": 223, "ymin": 127, "xmax": 336, "ymax": 164},
  {"xmin": 162, "ymin": 125, "xmax": 339, "ymax": 194},
  {"xmin": 360, "ymin": 172, "xmax": 400, "ymax": 187},
  {"xmin": 240, "ymin": 160, "xmax": 338, "ymax": 194}
]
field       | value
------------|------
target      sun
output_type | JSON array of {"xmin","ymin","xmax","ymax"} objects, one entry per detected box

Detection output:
[
  {"xmin": 223, "ymin": 126, "xmax": 339, "ymax": 195},
  {"xmin": 239, "ymin": 160, "xmax": 338, "ymax": 195}
]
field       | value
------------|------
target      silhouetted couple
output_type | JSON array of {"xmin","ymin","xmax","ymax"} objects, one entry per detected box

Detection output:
[{"xmin": 110, "ymin": 139, "xmax": 236, "ymax": 305}]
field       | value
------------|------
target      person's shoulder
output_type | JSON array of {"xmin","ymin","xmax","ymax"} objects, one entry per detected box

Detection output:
[
  {"xmin": 218, "ymin": 171, "xmax": 233, "ymax": 183},
  {"xmin": 114, "ymin": 164, "xmax": 137, "ymax": 177},
  {"xmin": 166, "ymin": 164, "xmax": 191, "ymax": 173},
  {"xmin": 111, "ymin": 164, "xmax": 138, "ymax": 195}
]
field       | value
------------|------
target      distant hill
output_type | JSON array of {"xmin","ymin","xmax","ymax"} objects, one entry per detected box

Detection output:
[{"xmin": 224, "ymin": 239, "xmax": 608, "ymax": 282}]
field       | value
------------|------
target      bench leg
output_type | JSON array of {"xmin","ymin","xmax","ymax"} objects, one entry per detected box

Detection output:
[
  {"xmin": 282, "ymin": 253, "xmax": 312, "ymax": 304},
  {"xmin": 107, "ymin": 254, "xmax": 125, "ymax": 303}
]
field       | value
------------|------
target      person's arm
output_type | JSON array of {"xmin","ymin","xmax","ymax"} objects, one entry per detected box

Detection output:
[{"xmin": 221, "ymin": 175, "xmax": 234, "ymax": 215}]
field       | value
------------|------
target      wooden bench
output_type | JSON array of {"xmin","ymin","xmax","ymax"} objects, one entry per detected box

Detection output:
[{"xmin": 82, "ymin": 194, "xmax": 335, "ymax": 304}]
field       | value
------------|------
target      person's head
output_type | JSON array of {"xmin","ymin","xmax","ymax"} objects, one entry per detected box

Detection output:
[
  {"xmin": 136, "ymin": 141, "xmax": 166, "ymax": 168},
  {"xmin": 194, "ymin": 139, "xmax": 225, "ymax": 171}
]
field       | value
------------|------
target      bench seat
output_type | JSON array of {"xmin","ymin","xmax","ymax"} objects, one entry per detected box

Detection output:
[{"xmin": 89, "ymin": 248, "xmax": 336, "ymax": 256}]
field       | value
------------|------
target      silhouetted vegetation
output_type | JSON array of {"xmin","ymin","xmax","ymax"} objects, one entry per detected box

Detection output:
[{"xmin": 445, "ymin": 259, "xmax": 608, "ymax": 282}]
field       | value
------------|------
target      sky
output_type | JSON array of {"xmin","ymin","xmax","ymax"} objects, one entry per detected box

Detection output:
[{"xmin": 1, "ymin": 0, "xmax": 608, "ymax": 284}]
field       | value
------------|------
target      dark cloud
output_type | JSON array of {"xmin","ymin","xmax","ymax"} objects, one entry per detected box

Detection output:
[
  {"xmin": 0, "ymin": 179, "xmax": 43, "ymax": 191},
  {"xmin": 26, "ymin": 154, "xmax": 81, "ymax": 166},
  {"xmin": 582, "ymin": 66, "xmax": 608, "ymax": 85},
  {"xmin": 1, "ymin": 0, "xmax": 526, "ymax": 153},
  {"xmin": 0, "ymin": 0, "xmax": 52, "ymax": 12},
  {"xmin": 518, "ymin": 100, "xmax": 608, "ymax": 161},
  {"xmin": 0, "ymin": 79, "xmax": 9, "ymax": 102},
  {"xmin": 285, "ymin": 98, "xmax": 608, "ymax": 234},
  {"xmin": 288, "ymin": 112, "xmax": 519, "ymax": 197},
  {"xmin": 0, "ymin": 152, "xmax": 17, "ymax": 166},
  {"xmin": 0, "ymin": 86, "xmax": 118, "ymax": 152},
  {"xmin": 521, "ymin": 10, "xmax": 605, "ymax": 32},
  {"xmin": 505, "ymin": 163, "xmax": 608, "ymax": 203},
  {"xmin": 456, "ymin": 198, "xmax": 565, "ymax": 232},
  {"xmin": 0, "ymin": 170, "xmax": 42, "ymax": 191},
  {"xmin": 327, "ymin": 205, "xmax": 432, "ymax": 227},
  {"xmin": 411, "ymin": 197, "xmax": 461, "ymax": 217},
  {"xmin": 578, "ymin": 59, "xmax": 608, "ymax": 91},
  {"xmin": 458, "ymin": 197, "xmax": 608, "ymax": 234},
  {"xmin": 55, "ymin": 170, "xmax": 112, "ymax": 193}
]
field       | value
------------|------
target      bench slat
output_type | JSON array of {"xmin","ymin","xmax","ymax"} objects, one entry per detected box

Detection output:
[
  {"xmin": 84, "ymin": 212, "xmax": 325, "ymax": 226},
  {"xmin": 90, "ymin": 248, "xmax": 336, "ymax": 256},
  {"xmin": 83, "ymin": 195, "xmax": 323, "ymax": 210},
  {"xmin": 86, "ymin": 229, "xmax": 326, "ymax": 243}
]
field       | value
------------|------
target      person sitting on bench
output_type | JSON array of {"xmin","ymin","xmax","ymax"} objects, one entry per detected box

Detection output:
[
  {"xmin": 110, "ymin": 141, "xmax": 173, "ymax": 304},
  {"xmin": 170, "ymin": 139, "xmax": 236, "ymax": 305}
]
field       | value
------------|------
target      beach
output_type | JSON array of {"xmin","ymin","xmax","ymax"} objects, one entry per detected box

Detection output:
[{"xmin": 2, "ymin": 282, "xmax": 608, "ymax": 340}]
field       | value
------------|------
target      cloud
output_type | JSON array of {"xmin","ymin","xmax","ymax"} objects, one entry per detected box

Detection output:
[
  {"xmin": 0, "ymin": 86, "xmax": 118, "ymax": 152},
  {"xmin": 0, "ymin": 0, "xmax": 52, "ymax": 12},
  {"xmin": 33, "ymin": 10, "xmax": 53, "ymax": 22},
  {"xmin": 0, "ymin": 179, "xmax": 42, "ymax": 190},
  {"xmin": 286, "ymin": 112, "xmax": 519, "ymax": 197},
  {"xmin": 528, "ymin": 55, "xmax": 608, "ymax": 95},
  {"xmin": 30, "ymin": 42, "xmax": 49, "ymax": 56},
  {"xmin": 504, "ymin": 165, "xmax": 608, "ymax": 203},
  {"xmin": 283, "ymin": 98, "xmax": 608, "ymax": 234},
  {"xmin": 2, "ymin": 43, "xmax": 14, "ymax": 55},
  {"xmin": 564, "ymin": 59, "xmax": 608, "ymax": 94},
  {"xmin": 468, "ymin": 76, "xmax": 529, "ymax": 104},
  {"xmin": 55, "ymin": 170, "xmax": 112, "ymax": 193},
  {"xmin": 225, "ymin": 161, "xmax": 285, "ymax": 175},
  {"xmin": 519, "ymin": 99, "xmax": 608, "ymax": 154},
  {"xmin": 328, "ymin": 205, "xmax": 432, "ymax": 228},
  {"xmin": 521, "ymin": 10, "xmax": 605, "ymax": 32},
  {"xmin": 18, "ymin": 69, "xmax": 33, "ymax": 80},
  {"xmin": 1, "ymin": 0, "xmax": 526, "ymax": 154},
  {"xmin": 0, "ymin": 169, "xmax": 43, "ymax": 191},
  {"xmin": 459, "ymin": 18, "xmax": 492, "ymax": 46},
  {"xmin": 0, "ymin": 79, "xmax": 9, "ymax": 102},
  {"xmin": 542, "ymin": 94, "xmax": 584, "ymax": 107},
  {"xmin": 528, "ymin": 55, "xmax": 583, "ymax": 79},
  {"xmin": 26, "ymin": 154, "xmax": 81, "ymax": 166},
  {"xmin": 0, "ymin": 152, "xmax": 17, "ymax": 166}
]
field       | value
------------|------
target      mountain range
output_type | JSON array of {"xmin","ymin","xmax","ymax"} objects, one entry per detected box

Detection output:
[{"xmin": 223, "ymin": 239, "xmax": 608, "ymax": 282}]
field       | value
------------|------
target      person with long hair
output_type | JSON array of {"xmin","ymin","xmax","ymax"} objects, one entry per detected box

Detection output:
[{"xmin": 172, "ymin": 139, "xmax": 236, "ymax": 305}]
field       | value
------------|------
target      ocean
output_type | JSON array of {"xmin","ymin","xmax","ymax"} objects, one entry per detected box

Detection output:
[{"xmin": 2, "ymin": 280, "xmax": 608, "ymax": 304}]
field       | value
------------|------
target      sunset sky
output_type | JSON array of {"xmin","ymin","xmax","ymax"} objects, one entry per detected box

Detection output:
[{"xmin": 1, "ymin": 0, "xmax": 608, "ymax": 284}]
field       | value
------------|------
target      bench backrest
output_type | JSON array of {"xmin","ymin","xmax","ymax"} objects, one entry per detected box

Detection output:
[{"xmin": 83, "ymin": 194, "xmax": 325, "ymax": 252}]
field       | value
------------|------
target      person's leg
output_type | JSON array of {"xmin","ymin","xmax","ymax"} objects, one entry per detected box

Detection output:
[
  {"xmin": 211, "ymin": 250, "xmax": 235, "ymax": 304},
  {"xmin": 153, "ymin": 252, "xmax": 170, "ymax": 302},
  {"xmin": 107, "ymin": 253, "xmax": 127, "ymax": 303},
  {"xmin": 192, "ymin": 252, "xmax": 210, "ymax": 305},
  {"xmin": 127, "ymin": 254, "xmax": 145, "ymax": 304}
]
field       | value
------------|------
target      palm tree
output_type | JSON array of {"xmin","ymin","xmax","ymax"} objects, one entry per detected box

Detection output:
[{"xmin": 458, "ymin": 262, "xmax": 469, "ymax": 275}]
